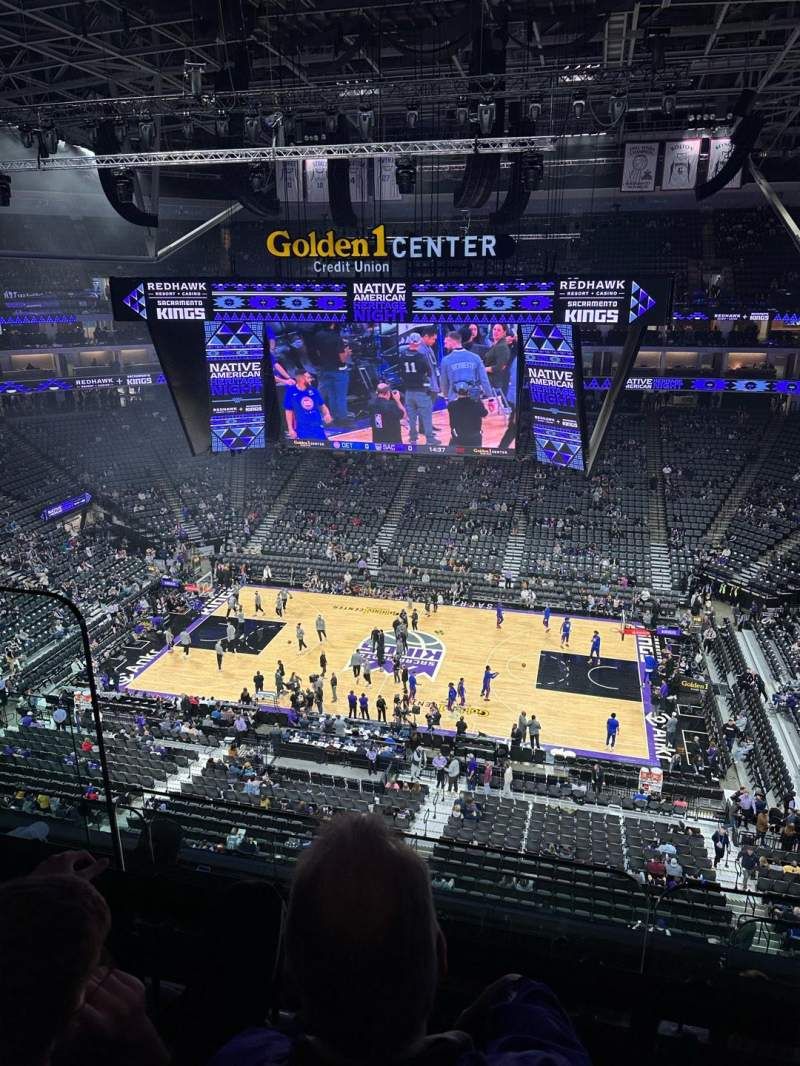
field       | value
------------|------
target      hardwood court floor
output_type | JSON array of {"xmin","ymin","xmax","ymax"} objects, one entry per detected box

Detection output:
[{"xmin": 127, "ymin": 589, "xmax": 650, "ymax": 761}]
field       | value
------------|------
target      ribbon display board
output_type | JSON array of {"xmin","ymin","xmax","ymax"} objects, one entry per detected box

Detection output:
[{"xmin": 110, "ymin": 275, "xmax": 674, "ymax": 328}]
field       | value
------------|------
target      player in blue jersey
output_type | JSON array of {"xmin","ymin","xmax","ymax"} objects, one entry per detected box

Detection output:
[
  {"xmin": 457, "ymin": 677, "xmax": 466, "ymax": 706},
  {"xmin": 447, "ymin": 682, "xmax": 457, "ymax": 712},
  {"xmin": 588, "ymin": 630, "xmax": 601, "ymax": 665},
  {"xmin": 284, "ymin": 369, "xmax": 332, "ymax": 441},
  {"xmin": 606, "ymin": 712, "xmax": 620, "ymax": 749},
  {"xmin": 543, "ymin": 605, "xmax": 551, "ymax": 632},
  {"xmin": 495, "ymin": 602, "xmax": 504, "ymax": 628},
  {"xmin": 481, "ymin": 665, "xmax": 499, "ymax": 701},
  {"xmin": 560, "ymin": 616, "xmax": 571, "ymax": 648}
]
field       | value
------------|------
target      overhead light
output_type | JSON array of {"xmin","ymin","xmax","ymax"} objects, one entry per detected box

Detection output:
[
  {"xmin": 41, "ymin": 120, "xmax": 59, "ymax": 155},
  {"xmin": 528, "ymin": 100, "xmax": 542, "ymax": 121},
  {"xmin": 478, "ymin": 98, "xmax": 496, "ymax": 135},
  {"xmin": 248, "ymin": 163, "xmax": 270, "ymax": 193},
  {"xmin": 113, "ymin": 115, "xmax": 127, "ymax": 146},
  {"xmin": 181, "ymin": 112, "xmax": 194, "ymax": 141},
  {"xmin": 406, "ymin": 107, "xmax": 419, "ymax": 129},
  {"xmin": 0, "ymin": 172, "xmax": 10, "ymax": 207},
  {"xmin": 662, "ymin": 93, "xmax": 676, "ymax": 116},
  {"xmin": 324, "ymin": 111, "xmax": 338, "ymax": 136},
  {"xmin": 19, "ymin": 126, "xmax": 34, "ymax": 149},
  {"xmin": 572, "ymin": 98, "xmax": 586, "ymax": 120},
  {"xmin": 455, "ymin": 100, "xmax": 469, "ymax": 126},
  {"xmin": 395, "ymin": 156, "xmax": 416, "ymax": 194},
  {"xmin": 357, "ymin": 107, "xmax": 374, "ymax": 140},
  {"xmin": 215, "ymin": 110, "xmax": 230, "ymax": 138},
  {"xmin": 609, "ymin": 93, "xmax": 627, "ymax": 121},
  {"xmin": 520, "ymin": 152, "xmax": 544, "ymax": 192},
  {"xmin": 137, "ymin": 112, "xmax": 155, "ymax": 150},
  {"xmin": 244, "ymin": 107, "xmax": 261, "ymax": 143},
  {"xmin": 113, "ymin": 170, "xmax": 134, "ymax": 204},
  {"xmin": 184, "ymin": 61, "xmax": 205, "ymax": 98}
]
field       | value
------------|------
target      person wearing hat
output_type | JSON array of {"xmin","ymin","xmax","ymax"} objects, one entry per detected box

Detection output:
[
  {"xmin": 397, "ymin": 331, "xmax": 439, "ymax": 445},
  {"xmin": 284, "ymin": 369, "xmax": 332, "ymax": 442},
  {"xmin": 447, "ymin": 381, "xmax": 487, "ymax": 447},
  {"xmin": 369, "ymin": 381, "xmax": 407, "ymax": 445}
]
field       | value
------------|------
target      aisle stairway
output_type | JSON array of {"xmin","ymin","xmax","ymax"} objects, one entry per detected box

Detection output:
[
  {"xmin": 156, "ymin": 476, "xmax": 202, "ymax": 545},
  {"xmin": 501, "ymin": 464, "xmax": 538, "ymax": 580},
  {"xmin": 644, "ymin": 416, "xmax": 671, "ymax": 591},
  {"xmin": 374, "ymin": 464, "xmax": 418, "ymax": 555}
]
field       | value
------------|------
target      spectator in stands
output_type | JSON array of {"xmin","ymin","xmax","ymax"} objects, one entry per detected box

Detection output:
[
  {"xmin": 0, "ymin": 849, "xmax": 168, "ymax": 1066},
  {"xmin": 211, "ymin": 814, "xmax": 589, "ymax": 1066},
  {"xmin": 712, "ymin": 826, "xmax": 730, "ymax": 867}
]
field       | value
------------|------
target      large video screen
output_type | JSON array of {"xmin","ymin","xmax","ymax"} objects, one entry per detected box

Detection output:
[
  {"xmin": 522, "ymin": 323, "xmax": 587, "ymax": 471},
  {"xmin": 267, "ymin": 321, "xmax": 519, "ymax": 455}
]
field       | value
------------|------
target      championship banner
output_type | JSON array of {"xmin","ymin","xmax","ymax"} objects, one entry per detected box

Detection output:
[
  {"xmin": 276, "ymin": 160, "xmax": 302, "ymax": 203},
  {"xmin": 621, "ymin": 142, "xmax": 658, "ymax": 192},
  {"xmin": 708, "ymin": 137, "xmax": 742, "ymax": 190},
  {"xmin": 662, "ymin": 140, "xmax": 701, "ymax": 190}
]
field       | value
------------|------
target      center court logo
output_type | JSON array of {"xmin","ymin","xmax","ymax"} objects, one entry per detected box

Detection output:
[{"xmin": 356, "ymin": 630, "xmax": 445, "ymax": 680}]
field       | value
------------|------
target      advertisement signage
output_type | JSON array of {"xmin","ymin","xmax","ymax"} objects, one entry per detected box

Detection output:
[{"xmin": 41, "ymin": 492, "xmax": 93, "ymax": 522}]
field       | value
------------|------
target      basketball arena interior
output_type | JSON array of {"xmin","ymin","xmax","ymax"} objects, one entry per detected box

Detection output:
[{"xmin": 2, "ymin": 2, "xmax": 800, "ymax": 1064}]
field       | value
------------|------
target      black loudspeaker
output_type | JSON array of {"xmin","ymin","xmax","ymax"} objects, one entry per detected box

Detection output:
[{"xmin": 695, "ymin": 113, "xmax": 764, "ymax": 202}]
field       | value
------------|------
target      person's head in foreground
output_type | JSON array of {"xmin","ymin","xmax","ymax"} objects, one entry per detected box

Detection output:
[
  {"xmin": 286, "ymin": 812, "xmax": 443, "ymax": 1060},
  {"xmin": 0, "ymin": 868, "xmax": 110, "ymax": 1065},
  {"xmin": 210, "ymin": 813, "xmax": 591, "ymax": 1065}
]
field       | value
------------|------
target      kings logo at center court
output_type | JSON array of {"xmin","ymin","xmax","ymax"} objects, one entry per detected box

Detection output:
[{"xmin": 356, "ymin": 630, "xmax": 445, "ymax": 680}]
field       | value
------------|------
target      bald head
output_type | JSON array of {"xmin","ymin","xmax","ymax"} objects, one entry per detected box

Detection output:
[{"xmin": 285, "ymin": 813, "xmax": 442, "ymax": 1057}]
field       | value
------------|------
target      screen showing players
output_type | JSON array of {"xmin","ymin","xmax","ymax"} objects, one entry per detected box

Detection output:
[
  {"xmin": 522, "ymin": 323, "xmax": 587, "ymax": 471},
  {"xmin": 267, "ymin": 321, "xmax": 518, "ymax": 455}
]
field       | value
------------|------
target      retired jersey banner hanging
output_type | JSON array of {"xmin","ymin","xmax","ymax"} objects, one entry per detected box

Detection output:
[
  {"xmin": 661, "ymin": 140, "xmax": 701, "ymax": 190},
  {"xmin": 621, "ymin": 142, "xmax": 658, "ymax": 192},
  {"xmin": 708, "ymin": 137, "xmax": 742, "ymax": 190}
]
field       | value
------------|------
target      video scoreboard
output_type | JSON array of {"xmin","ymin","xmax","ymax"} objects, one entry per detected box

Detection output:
[{"xmin": 109, "ymin": 274, "xmax": 672, "ymax": 465}]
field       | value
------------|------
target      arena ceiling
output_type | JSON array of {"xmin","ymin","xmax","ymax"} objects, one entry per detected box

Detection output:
[{"xmin": 0, "ymin": 0, "xmax": 798, "ymax": 232}]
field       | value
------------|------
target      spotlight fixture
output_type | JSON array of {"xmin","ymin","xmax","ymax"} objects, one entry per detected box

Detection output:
[
  {"xmin": 19, "ymin": 126, "xmax": 34, "ymax": 149},
  {"xmin": 477, "ymin": 98, "xmax": 496, "ymax": 135},
  {"xmin": 248, "ymin": 163, "xmax": 270, "ymax": 193},
  {"xmin": 406, "ymin": 107, "xmax": 419, "ymax": 129},
  {"xmin": 215, "ymin": 110, "xmax": 230, "ymax": 138},
  {"xmin": 180, "ymin": 112, "xmax": 194, "ymax": 141},
  {"xmin": 324, "ymin": 111, "xmax": 338, "ymax": 135},
  {"xmin": 41, "ymin": 120, "xmax": 59, "ymax": 155},
  {"xmin": 572, "ymin": 98, "xmax": 586, "ymax": 120},
  {"xmin": 244, "ymin": 107, "xmax": 261, "ymax": 143},
  {"xmin": 520, "ymin": 152, "xmax": 544, "ymax": 192},
  {"xmin": 113, "ymin": 169, "xmax": 134, "ymax": 203},
  {"xmin": 455, "ymin": 100, "xmax": 469, "ymax": 126},
  {"xmin": 357, "ymin": 107, "xmax": 374, "ymax": 140},
  {"xmin": 113, "ymin": 115, "xmax": 127, "ymax": 146},
  {"xmin": 662, "ymin": 93, "xmax": 676, "ymax": 116},
  {"xmin": 0, "ymin": 172, "xmax": 10, "ymax": 207},
  {"xmin": 528, "ymin": 100, "xmax": 542, "ymax": 121},
  {"xmin": 137, "ymin": 112, "xmax": 155, "ymax": 150},
  {"xmin": 609, "ymin": 93, "xmax": 627, "ymax": 122},
  {"xmin": 184, "ymin": 61, "xmax": 205, "ymax": 98},
  {"xmin": 394, "ymin": 156, "xmax": 416, "ymax": 194}
]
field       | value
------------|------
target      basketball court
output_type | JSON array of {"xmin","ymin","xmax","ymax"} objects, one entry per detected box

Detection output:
[{"xmin": 121, "ymin": 588, "xmax": 657, "ymax": 764}]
